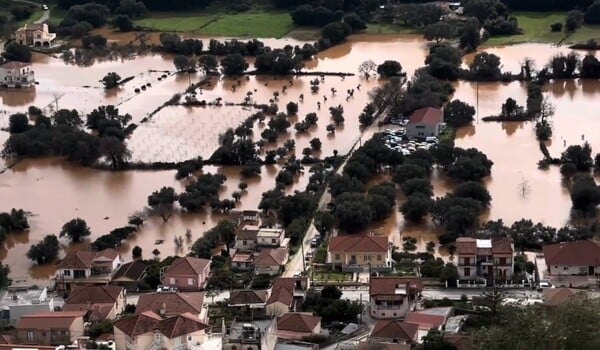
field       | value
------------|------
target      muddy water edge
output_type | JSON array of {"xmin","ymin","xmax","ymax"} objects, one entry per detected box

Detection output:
[{"xmin": 1, "ymin": 36, "xmax": 600, "ymax": 282}]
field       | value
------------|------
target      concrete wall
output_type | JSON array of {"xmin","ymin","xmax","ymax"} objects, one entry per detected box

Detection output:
[
  {"xmin": 266, "ymin": 302, "xmax": 289, "ymax": 317},
  {"xmin": 406, "ymin": 124, "xmax": 438, "ymax": 139},
  {"xmin": 327, "ymin": 252, "xmax": 387, "ymax": 266},
  {"xmin": 548, "ymin": 265, "xmax": 594, "ymax": 275}
]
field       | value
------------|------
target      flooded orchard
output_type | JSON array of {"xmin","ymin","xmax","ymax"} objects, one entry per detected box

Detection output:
[{"xmin": 1, "ymin": 34, "xmax": 599, "ymax": 281}]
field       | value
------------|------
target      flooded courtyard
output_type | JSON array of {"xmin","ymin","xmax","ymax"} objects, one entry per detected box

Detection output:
[{"xmin": 1, "ymin": 34, "xmax": 600, "ymax": 281}]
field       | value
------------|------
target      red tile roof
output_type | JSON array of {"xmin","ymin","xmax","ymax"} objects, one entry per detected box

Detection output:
[
  {"xmin": 254, "ymin": 248, "xmax": 288, "ymax": 267},
  {"xmin": 237, "ymin": 226, "xmax": 259, "ymax": 240},
  {"xmin": 328, "ymin": 234, "xmax": 388, "ymax": 253},
  {"xmin": 277, "ymin": 313, "xmax": 320, "ymax": 333},
  {"xmin": 491, "ymin": 237, "xmax": 513, "ymax": 254},
  {"xmin": 543, "ymin": 240, "xmax": 600, "ymax": 266},
  {"xmin": 371, "ymin": 320, "xmax": 418, "ymax": 341},
  {"xmin": 114, "ymin": 311, "xmax": 162, "ymax": 337},
  {"xmin": 165, "ymin": 257, "xmax": 211, "ymax": 276},
  {"xmin": 158, "ymin": 313, "xmax": 209, "ymax": 338},
  {"xmin": 16, "ymin": 311, "xmax": 86, "ymax": 330},
  {"xmin": 543, "ymin": 288, "xmax": 582, "ymax": 306},
  {"xmin": 136, "ymin": 292, "xmax": 205, "ymax": 317},
  {"xmin": 455, "ymin": 237, "xmax": 477, "ymax": 255},
  {"xmin": 63, "ymin": 303, "xmax": 114, "ymax": 322},
  {"xmin": 114, "ymin": 311, "xmax": 208, "ymax": 338},
  {"xmin": 66, "ymin": 285, "xmax": 123, "ymax": 304},
  {"xmin": 94, "ymin": 249, "xmax": 120, "ymax": 261},
  {"xmin": 369, "ymin": 277, "xmax": 423, "ymax": 297},
  {"xmin": 229, "ymin": 290, "xmax": 268, "ymax": 305},
  {"xmin": 267, "ymin": 277, "xmax": 306, "ymax": 306},
  {"xmin": 407, "ymin": 107, "xmax": 443, "ymax": 126},
  {"xmin": 57, "ymin": 249, "xmax": 119, "ymax": 270},
  {"xmin": 57, "ymin": 251, "xmax": 96, "ymax": 270},
  {"xmin": 112, "ymin": 260, "xmax": 147, "ymax": 281},
  {"xmin": 0, "ymin": 61, "xmax": 31, "ymax": 70}
]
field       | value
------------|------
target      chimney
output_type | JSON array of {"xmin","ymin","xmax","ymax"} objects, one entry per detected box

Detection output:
[{"xmin": 159, "ymin": 302, "xmax": 167, "ymax": 317}]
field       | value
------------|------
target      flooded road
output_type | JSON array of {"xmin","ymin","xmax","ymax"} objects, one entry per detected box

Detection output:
[{"xmin": 1, "ymin": 38, "xmax": 599, "ymax": 280}]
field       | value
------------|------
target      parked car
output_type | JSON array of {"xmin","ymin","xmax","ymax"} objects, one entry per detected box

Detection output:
[
  {"xmin": 539, "ymin": 280, "xmax": 554, "ymax": 288},
  {"xmin": 42, "ymin": 4, "xmax": 48, "ymax": 10},
  {"xmin": 310, "ymin": 238, "xmax": 319, "ymax": 248}
]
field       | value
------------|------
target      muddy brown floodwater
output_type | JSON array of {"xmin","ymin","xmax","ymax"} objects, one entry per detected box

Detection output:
[{"xmin": 1, "ymin": 37, "xmax": 599, "ymax": 281}]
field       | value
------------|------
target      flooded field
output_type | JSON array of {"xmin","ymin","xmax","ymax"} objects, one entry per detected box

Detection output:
[{"xmin": 1, "ymin": 35, "xmax": 600, "ymax": 280}]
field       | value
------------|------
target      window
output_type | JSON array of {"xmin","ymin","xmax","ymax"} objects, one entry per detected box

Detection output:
[
  {"xmin": 377, "ymin": 255, "xmax": 382, "ymax": 261},
  {"xmin": 243, "ymin": 240, "xmax": 247, "ymax": 246},
  {"xmin": 169, "ymin": 278, "xmax": 175, "ymax": 284},
  {"xmin": 271, "ymin": 238, "xmax": 277, "ymax": 244},
  {"xmin": 464, "ymin": 257, "xmax": 470, "ymax": 265},
  {"xmin": 416, "ymin": 125, "xmax": 425, "ymax": 129},
  {"xmin": 188, "ymin": 278, "xmax": 194, "ymax": 285},
  {"xmin": 334, "ymin": 254, "xmax": 340, "ymax": 260},
  {"xmin": 563, "ymin": 266, "xmax": 568, "ymax": 271},
  {"xmin": 499, "ymin": 257, "xmax": 506, "ymax": 265},
  {"xmin": 63, "ymin": 270, "xmax": 71, "ymax": 277},
  {"xmin": 464, "ymin": 267, "xmax": 470, "ymax": 277},
  {"xmin": 27, "ymin": 331, "xmax": 34, "ymax": 342},
  {"xmin": 364, "ymin": 255, "xmax": 371, "ymax": 261}
]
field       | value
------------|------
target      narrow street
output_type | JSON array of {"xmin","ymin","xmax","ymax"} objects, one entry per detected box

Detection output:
[{"xmin": 283, "ymin": 115, "xmax": 385, "ymax": 278}]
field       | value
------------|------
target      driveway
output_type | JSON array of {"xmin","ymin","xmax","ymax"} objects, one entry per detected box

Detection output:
[{"xmin": 9, "ymin": 0, "xmax": 50, "ymax": 24}]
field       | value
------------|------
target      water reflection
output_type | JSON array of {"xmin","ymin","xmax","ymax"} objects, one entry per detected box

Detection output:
[{"xmin": 2, "ymin": 40, "xmax": 600, "ymax": 281}]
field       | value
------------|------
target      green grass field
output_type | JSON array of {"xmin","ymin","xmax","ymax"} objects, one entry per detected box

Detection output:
[
  {"xmin": 136, "ymin": 11, "xmax": 294, "ymax": 38},
  {"xmin": 135, "ymin": 13, "xmax": 218, "ymax": 32},
  {"xmin": 487, "ymin": 12, "xmax": 600, "ymax": 45}
]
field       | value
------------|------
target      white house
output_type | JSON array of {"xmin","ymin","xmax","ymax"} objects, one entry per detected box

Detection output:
[
  {"xmin": 0, "ymin": 61, "xmax": 35, "ymax": 88},
  {"xmin": 543, "ymin": 240, "xmax": 600, "ymax": 276},
  {"xmin": 55, "ymin": 249, "xmax": 122, "ymax": 291},
  {"xmin": 257, "ymin": 228, "xmax": 287, "ymax": 247},
  {"xmin": 405, "ymin": 107, "xmax": 444, "ymax": 139}
]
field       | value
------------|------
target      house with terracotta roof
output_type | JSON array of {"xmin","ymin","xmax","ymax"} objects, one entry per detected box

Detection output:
[
  {"xmin": 405, "ymin": 307, "xmax": 453, "ymax": 341},
  {"xmin": 162, "ymin": 256, "xmax": 211, "ymax": 291},
  {"xmin": 406, "ymin": 107, "xmax": 444, "ymax": 139},
  {"xmin": 55, "ymin": 249, "xmax": 123, "ymax": 291},
  {"xmin": 369, "ymin": 319, "xmax": 418, "ymax": 345},
  {"xmin": 14, "ymin": 311, "xmax": 86, "ymax": 346},
  {"xmin": 276, "ymin": 313, "xmax": 321, "ymax": 340},
  {"xmin": 542, "ymin": 240, "xmax": 600, "ymax": 276},
  {"xmin": 110, "ymin": 260, "xmax": 148, "ymax": 292},
  {"xmin": 255, "ymin": 248, "xmax": 289, "ymax": 276},
  {"xmin": 232, "ymin": 251, "xmax": 255, "ymax": 270},
  {"xmin": 229, "ymin": 290, "xmax": 269, "ymax": 318},
  {"xmin": 267, "ymin": 277, "xmax": 309, "ymax": 317},
  {"xmin": 234, "ymin": 225, "xmax": 260, "ymax": 251},
  {"xmin": 113, "ymin": 311, "xmax": 209, "ymax": 350},
  {"xmin": 327, "ymin": 233, "xmax": 391, "ymax": 272},
  {"xmin": 63, "ymin": 285, "xmax": 126, "ymax": 321},
  {"xmin": 136, "ymin": 292, "xmax": 206, "ymax": 321},
  {"xmin": 543, "ymin": 287, "xmax": 585, "ymax": 307},
  {"xmin": 456, "ymin": 237, "xmax": 514, "ymax": 284},
  {"xmin": 0, "ymin": 61, "xmax": 35, "ymax": 88},
  {"xmin": 369, "ymin": 277, "xmax": 423, "ymax": 319},
  {"xmin": 15, "ymin": 23, "xmax": 56, "ymax": 47}
]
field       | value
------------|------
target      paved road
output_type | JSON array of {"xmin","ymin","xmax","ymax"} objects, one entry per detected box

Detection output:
[
  {"xmin": 9, "ymin": 0, "xmax": 49, "ymax": 24},
  {"xmin": 282, "ymin": 117, "xmax": 385, "ymax": 278}
]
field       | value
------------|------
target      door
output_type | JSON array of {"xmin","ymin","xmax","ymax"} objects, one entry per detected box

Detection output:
[
  {"xmin": 350, "ymin": 255, "xmax": 356, "ymax": 265},
  {"xmin": 589, "ymin": 266, "xmax": 595, "ymax": 275}
]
